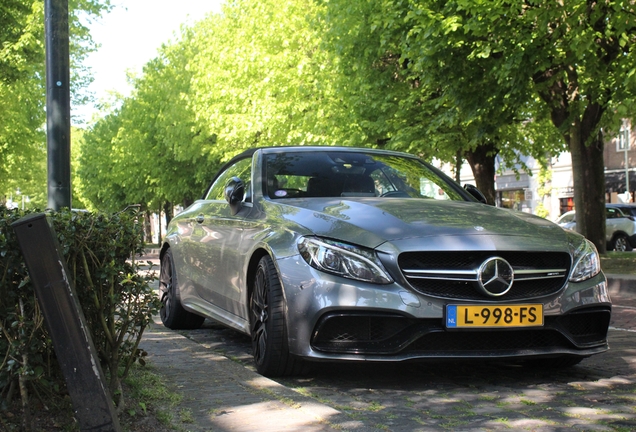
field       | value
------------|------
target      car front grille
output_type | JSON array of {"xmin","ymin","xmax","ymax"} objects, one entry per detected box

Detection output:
[
  {"xmin": 398, "ymin": 251, "xmax": 571, "ymax": 301},
  {"xmin": 311, "ymin": 308, "xmax": 610, "ymax": 356}
]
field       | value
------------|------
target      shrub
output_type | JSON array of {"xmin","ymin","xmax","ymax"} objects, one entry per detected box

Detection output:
[{"xmin": 0, "ymin": 206, "xmax": 160, "ymax": 426}]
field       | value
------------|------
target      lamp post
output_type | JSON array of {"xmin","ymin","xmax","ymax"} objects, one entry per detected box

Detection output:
[{"xmin": 14, "ymin": 188, "xmax": 30, "ymax": 210}]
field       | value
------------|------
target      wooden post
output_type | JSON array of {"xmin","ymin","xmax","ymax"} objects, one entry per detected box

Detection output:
[{"xmin": 11, "ymin": 213, "xmax": 121, "ymax": 431}]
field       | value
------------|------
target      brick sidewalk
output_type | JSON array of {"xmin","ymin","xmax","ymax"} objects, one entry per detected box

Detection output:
[
  {"xmin": 140, "ymin": 319, "xmax": 345, "ymax": 432},
  {"xmin": 138, "ymin": 259, "xmax": 636, "ymax": 431}
]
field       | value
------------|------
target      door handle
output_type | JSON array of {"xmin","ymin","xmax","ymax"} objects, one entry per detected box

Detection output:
[{"xmin": 195, "ymin": 214, "xmax": 205, "ymax": 224}]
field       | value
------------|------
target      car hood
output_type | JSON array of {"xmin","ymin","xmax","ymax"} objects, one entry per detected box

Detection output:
[{"xmin": 268, "ymin": 198, "xmax": 567, "ymax": 250}]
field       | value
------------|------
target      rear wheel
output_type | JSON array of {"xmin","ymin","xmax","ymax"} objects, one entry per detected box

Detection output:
[
  {"xmin": 159, "ymin": 248, "xmax": 205, "ymax": 330},
  {"xmin": 612, "ymin": 233, "xmax": 633, "ymax": 252},
  {"xmin": 250, "ymin": 255, "xmax": 304, "ymax": 377}
]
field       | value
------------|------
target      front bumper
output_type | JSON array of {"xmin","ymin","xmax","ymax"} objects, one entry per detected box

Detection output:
[{"xmin": 277, "ymin": 255, "xmax": 611, "ymax": 362}]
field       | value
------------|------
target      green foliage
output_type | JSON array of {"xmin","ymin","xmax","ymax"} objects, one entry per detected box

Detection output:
[
  {"xmin": 70, "ymin": 127, "xmax": 92, "ymax": 210},
  {"xmin": 17, "ymin": 0, "xmax": 636, "ymax": 228},
  {"xmin": 0, "ymin": 0, "xmax": 42, "ymax": 85},
  {"xmin": 0, "ymin": 0, "xmax": 111, "ymax": 208},
  {"xmin": 78, "ymin": 23, "xmax": 222, "ymax": 212},
  {"xmin": 77, "ymin": 0, "xmax": 353, "ymax": 212},
  {"xmin": 190, "ymin": 0, "xmax": 339, "ymax": 154},
  {"xmin": 316, "ymin": 0, "xmax": 571, "ymax": 196},
  {"xmin": 0, "ymin": 206, "xmax": 160, "ymax": 416},
  {"xmin": 76, "ymin": 111, "xmax": 128, "ymax": 212},
  {"xmin": 393, "ymin": 0, "xmax": 636, "ymax": 248}
]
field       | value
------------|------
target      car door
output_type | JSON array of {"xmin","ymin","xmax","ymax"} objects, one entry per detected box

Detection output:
[
  {"xmin": 189, "ymin": 157, "xmax": 254, "ymax": 319},
  {"xmin": 606, "ymin": 207, "xmax": 632, "ymax": 242}
]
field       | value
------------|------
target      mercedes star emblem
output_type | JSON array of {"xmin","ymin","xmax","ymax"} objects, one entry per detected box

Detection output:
[{"xmin": 477, "ymin": 257, "xmax": 514, "ymax": 297}]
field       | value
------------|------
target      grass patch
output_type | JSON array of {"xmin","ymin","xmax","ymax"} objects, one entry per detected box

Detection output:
[
  {"xmin": 178, "ymin": 409, "xmax": 194, "ymax": 424},
  {"xmin": 367, "ymin": 401, "xmax": 385, "ymax": 412},
  {"xmin": 1, "ymin": 363, "xmax": 183, "ymax": 431},
  {"xmin": 120, "ymin": 363, "xmax": 184, "ymax": 430},
  {"xmin": 601, "ymin": 252, "xmax": 636, "ymax": 275}
]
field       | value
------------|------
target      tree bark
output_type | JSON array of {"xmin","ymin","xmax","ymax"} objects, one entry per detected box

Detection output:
[
  {"xmin": 464, "ymin": 143, "xmax": 497, "ymax": 205},
  {"xmin": 163, "ymin": 201, "xmax": 174, "ymax": 226},
  {"xmin": 454, "ymin": 149, "xmax": 462, "ymax": 183},
  {"xmin": 143, "ymin": 210, "xmax": 152, "ymax": 244},
  {"xmin": 570, "ymin": 123, "xmax": 606, "ymax": 253}
]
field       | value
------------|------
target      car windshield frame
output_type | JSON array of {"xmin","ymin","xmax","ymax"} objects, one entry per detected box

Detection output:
[{"xmin": 261, "ymin": 149, "xmax": 468, "ymax": 201}]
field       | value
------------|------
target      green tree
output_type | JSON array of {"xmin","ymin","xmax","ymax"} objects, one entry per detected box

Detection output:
[
  {"xmin": 189, "ymin": 0, "xmax": 339, "ymax": 159},
  {"xmin": 78, "ymin": 23, "xmax": 219, "ymax": 213},
  {"xmin": 78, "ymin": 0, "xmax": 343, "ymax": 212},
  {"xmin": 317, "ymin": 0, "xmax": 567, "ymax": 205},
  {"xmin": 77, "ymin": 110, "xmax": 126, "ymax": 212},
  {"xmin": 0, "ymin": 0, "xmax": 111, "ymax": 207},
  {"xmin": 378, "ymin": 0, "xmax": 636, "ymax": 252}
]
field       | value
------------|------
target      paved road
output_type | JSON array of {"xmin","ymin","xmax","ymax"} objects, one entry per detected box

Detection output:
[
  {"xmin": 139, "ymin": 250, "xmax": 636, "ymax": 430},
  {"xmin": 138, "ymin": 267, "xmax": 636, "ymax": 431}
]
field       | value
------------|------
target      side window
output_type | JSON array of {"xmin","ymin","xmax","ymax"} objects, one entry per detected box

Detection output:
[{"xmin": 204, "ymin": 157, "xmax": 252, "ymax": 201}]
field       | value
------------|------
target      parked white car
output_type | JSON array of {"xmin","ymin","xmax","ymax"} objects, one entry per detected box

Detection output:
[{"xmin": 556, "ymin": 205, "xmax": 636, "ymax": 251}]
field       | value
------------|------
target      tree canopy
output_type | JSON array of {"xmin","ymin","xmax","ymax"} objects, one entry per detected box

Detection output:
[
  {"xmin": 386, "ymin": 0, "xmax": 636, "ymax": 251},
  {"xmin": 6, "ymin": 0, "xmax": 636, "ymax": 252},
  {"xmin": 79, "ymin": 22, "xmax": 219, "ymax": 213}
]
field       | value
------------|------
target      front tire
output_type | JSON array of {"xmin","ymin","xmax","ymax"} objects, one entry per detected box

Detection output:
[
  {"xmin": 250, "ymin": 255, "xmax": 304, "ymax": 377},
  {"xmin": 159, "ymin": 248, "xmax": 205, "ymax": 330},
  {"xmin": 612, "ymin": 233, "xmax": 633, "ymax": 252}
]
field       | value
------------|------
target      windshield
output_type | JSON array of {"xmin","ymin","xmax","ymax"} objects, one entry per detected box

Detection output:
[{"xmin": 263, "ymin": 151, "xmax": 465, "ymax": 200}]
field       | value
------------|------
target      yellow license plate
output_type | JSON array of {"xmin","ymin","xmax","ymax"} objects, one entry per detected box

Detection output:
[{"xmin": 446, "ymin": 304, "xmax": 543, "ymax": 328}]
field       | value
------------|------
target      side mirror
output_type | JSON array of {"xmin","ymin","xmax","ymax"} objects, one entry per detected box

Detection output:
[
  {"xmin": 224, "ymin": 176, "xmax": 245, "ymax": 215},
  {"xmin": 464, "ymin": 184, "xmax": 488, "ymax": 204}
]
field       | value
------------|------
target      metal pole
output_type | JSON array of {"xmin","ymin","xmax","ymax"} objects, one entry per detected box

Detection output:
[{"xmin": 45, "ymin": 0, "xmax": 72, "ymax": 210}]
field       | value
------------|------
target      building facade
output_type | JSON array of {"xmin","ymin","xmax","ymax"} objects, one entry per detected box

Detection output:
[{"xmin": 441, "ymin": 121, "xmax": 636, "ymax": 221}]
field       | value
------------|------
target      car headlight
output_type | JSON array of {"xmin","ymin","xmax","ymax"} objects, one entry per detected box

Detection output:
[
  {"xmin": 298, "ymin": 236, "xmax": 393, "ymax": 284},
  {"xmin": 568, "ymin": 233, "xmax": 601, "ymax": 282}
]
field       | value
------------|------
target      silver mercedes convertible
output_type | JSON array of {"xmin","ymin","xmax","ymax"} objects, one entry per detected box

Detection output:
[{"xmin": 159, "ymin": 146, "xmax": 611, "ymax": 376}]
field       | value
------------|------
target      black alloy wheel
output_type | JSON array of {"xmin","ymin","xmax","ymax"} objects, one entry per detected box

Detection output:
[{"xmin": 250, "ymin": 255, "xmax": 304, "ymax": 377}]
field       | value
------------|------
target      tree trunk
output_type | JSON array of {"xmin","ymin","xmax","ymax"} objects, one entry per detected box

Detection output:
[
  {"xmin": 464, "ymin": 143, "xmax": 497, "ymax": 205},
  {"xmin": 570, "ymin": 123, "xmax": 606, "ymax": 253},
  {"xmin": 454, "ymin": 149, "xmax": 462, "ymax": 183},
  {"xmin": 163, "ymin": 201, "xmax": 173, "ymax": 226},
  {"xmin": 158, "ymin": 203, "xmax": 162, "ymax": 244},
  {"xmin": 144, "ymin": 210, "xmax": 152, "ymax": 244}
]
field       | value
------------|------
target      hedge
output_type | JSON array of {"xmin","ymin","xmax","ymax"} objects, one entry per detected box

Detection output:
[{"xmin": 0, "ymin": 206, "xmax": 160, "ymax": 427}]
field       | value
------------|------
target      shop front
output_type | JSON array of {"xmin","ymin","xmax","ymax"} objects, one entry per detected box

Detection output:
[{"xmin": 495, "ymin": 173, "xmax": 532, "ymax": 212}]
